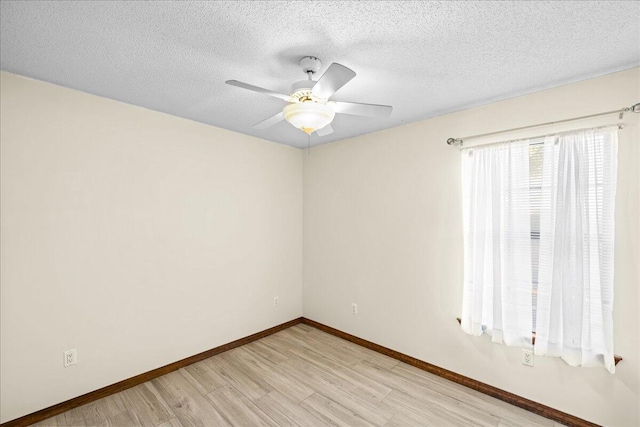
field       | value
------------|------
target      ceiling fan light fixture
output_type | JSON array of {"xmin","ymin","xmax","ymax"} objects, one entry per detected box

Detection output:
[
  {"xmin": 283, "ymin": 102, "xmax": 335, "ymax": 135},
  {"xmin": 227, "ymin": 56, "xmax": 392, "ymax": 138}
]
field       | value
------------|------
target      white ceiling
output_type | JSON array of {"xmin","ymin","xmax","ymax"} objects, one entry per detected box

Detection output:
[{"xmin": 1, "ymin": 1, "xmax": 639, "ymax": 148}]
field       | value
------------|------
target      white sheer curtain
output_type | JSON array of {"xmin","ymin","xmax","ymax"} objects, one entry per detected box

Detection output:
[
  {"xmin": 534, "ymin": 128, "xmax": 618, "ymax": 373},
  {"xmin": 461, "ymin": 140, "xmax": 533, "ymax": 347}
]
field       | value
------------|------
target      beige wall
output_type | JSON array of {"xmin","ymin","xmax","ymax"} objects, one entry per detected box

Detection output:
[
  {"xmin": 0, "ymin": 72, "xmax": 303, "ymax": 423},
  {"xmin": 303, "ymin": 67, "xmax": 640, "ymax": 426}
]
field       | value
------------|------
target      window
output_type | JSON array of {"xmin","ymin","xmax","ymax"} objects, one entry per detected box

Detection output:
[{"xmin": 460, "ymin": 127, "xmax": 618, "ymax": 372}]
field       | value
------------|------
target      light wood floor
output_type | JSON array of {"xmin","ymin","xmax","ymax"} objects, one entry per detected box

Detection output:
[{"xmin": 32, "ymin": 324, "xmax": 562, "ymax": 426}]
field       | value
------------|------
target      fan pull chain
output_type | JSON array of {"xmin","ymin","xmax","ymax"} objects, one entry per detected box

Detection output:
[{"xmin": 307, "ymin": 134, "xmax": 311, "ymax": 156}]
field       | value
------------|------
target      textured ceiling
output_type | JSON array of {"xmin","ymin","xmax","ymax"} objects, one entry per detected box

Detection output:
[{"xmin": 1, "ymin": 1, "xmax": 639, "ymax": 148}]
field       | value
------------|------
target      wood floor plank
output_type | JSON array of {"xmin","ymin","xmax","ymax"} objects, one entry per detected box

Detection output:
[
  {"xmin": 283, "ymin": 344, "xmax": 392, "ymax": 402},
  {"xmin": 258, "ymin": 333, "xmax": 309, "ymax": 358},
  {"xmin": 80, "ymin": 394, "xmax": 127, "ymax": 426},
  {"xmin": 254, "ymin": 391, "xmax": 327, "ymax": 427},
  {"xmin": 244, "ymin": 339, "xmax": 290, "ymax": 364},
  {"xmin": 354, "ymin": 361, "xmax": 500, "ymax": 427},
  {"xmin": 205, "ymin": 385, "xmax": 276, "ymax": 426},
  {"xmin": 119, "ymin": 382, "xmax": 176, "ymax": 427},
  {"xmin": 301, "ymin": 393, "xmax": 375, "ymax": 427},
  {"xmin": 206, "ymin": 349, "xmax": 272, "ymax": 400},
  {"xmin": 151, "ymin": 371, "xmax": 230, "ymax": 427},
  {"xmin": 180, "ymin": 360, "xmax": 228, "ymax": 395},
  {"xmin": 49, "ymin": 406, "xmax": 86, "ymax": 426},
  {"xmin": 231, "ymin": 346, "xmax": 314, "ymax": 403},
  {"xmin": 279, "ymin": 357, "xmax": 394, "ymax": 426},
  {"xmin": 287, "ymin": 331, "xmax": 363, "ymax": 366},
  {"xmin": 284, "ymin": 325, "xmax": 314, "ymax": 339},
  {"xmin": 294, "ymin": 323, "xmax": 315, "ymax": 333},
  {"xmin": 98, "ymin": 409, "xmax": 140, "ymax": 427},
  {"xmin": 384, "ymin": 412, "xmax": 437, "ymax": 427},
  {"xmin": 266, "ymin": 331, "xmax": 317, "ymax": 356},
  {"xmin": 30, "ymin": 415, "xmax": 60, "ymax": 426},
  {"xmin": 496, "ymin": 414, "xmax": 558, "ymax": 427},
  {"xmin": 155, "ymin": 418, "xmax": 184, "ymax": 427},
  {"xmin": 498, "ymin": 418, "xmax": 530, "ymax": 427},
  {"xmin": 308, "ymin": 329, "xmax": 400, "ymax": 370},
  {"xmin": 282, "ymin": 353, "xmax": 392, "ymax": 411},
  {"xmin": 382, "ymin": 389, "xmax": 480, "ymax": 427}
]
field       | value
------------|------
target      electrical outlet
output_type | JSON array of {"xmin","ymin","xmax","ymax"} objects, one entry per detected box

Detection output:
[
  {"xmin": 64, "ymin": 349, "xmax": 77, "ymax": 367},
  {"xmin": 522, "ymin": 349, "xmax": 534, "ymax": 367},
  {"xmin": 351, "ymin": 303, "xmax": 358, "ymax": 315},
  {"xmin": 273, "ymin": 296, "xmax": 279, "ymax": 307}
]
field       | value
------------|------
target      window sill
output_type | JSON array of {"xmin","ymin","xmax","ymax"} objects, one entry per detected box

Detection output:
[{"xmin": 456, "ymin": 318, "xmax": 622, "ymax": 366}]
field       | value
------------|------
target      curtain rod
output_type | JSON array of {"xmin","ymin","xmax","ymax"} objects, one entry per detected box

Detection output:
[
  {"xmin": 455, "ymin": 123, "xmax": 623, "ymax": 151},
  {"xmin": 446, "ymin": 103, "xmax": 640, "ymax": 146}
]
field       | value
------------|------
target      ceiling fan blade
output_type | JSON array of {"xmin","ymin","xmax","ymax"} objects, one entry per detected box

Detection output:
[
  {"xmin": 226, "ymin": 80, "xmax": 291, "ymax": 101},
  {"xmin": 332, "ymin": 101, "xmax": 392, "ymax": 118},
  {"xmin": 311, "ymin": 63, "xmax": 356, "ymax": 100},
  {"xmin": 252, "ymin": 111, "xmax": 285, "ymax": 129},
  {"xmin": 316, "ymin": 124, "xmax": 334, "ymax": 136}
]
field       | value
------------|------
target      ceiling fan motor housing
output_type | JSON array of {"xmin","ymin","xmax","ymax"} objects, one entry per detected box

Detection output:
[{"xmin": 290, "ymin": 80, "xmax": 317, "ymax": 99}]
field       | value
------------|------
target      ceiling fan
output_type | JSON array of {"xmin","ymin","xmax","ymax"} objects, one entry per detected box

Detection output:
[{"xmin": 226, "ymin": 56, "xmax": 393, "ymax": 136}]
